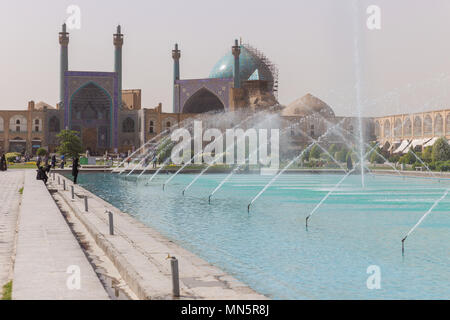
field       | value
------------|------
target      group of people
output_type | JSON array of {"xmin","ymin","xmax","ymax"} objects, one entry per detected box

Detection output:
[{"xmin": 36, "ymin": 154, "xmax": 79, "ymax": 185}]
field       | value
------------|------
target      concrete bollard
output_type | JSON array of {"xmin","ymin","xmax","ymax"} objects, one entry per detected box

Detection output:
[
  {"xmin": 84, "ymin": 195, "xmax": 88, "ymax": 212},
  {"xmin": 71, "ymin": 185, "xmax": 74, "ymax": 199},
  {"xmin": 170, "ymin": 257, "xmax": 180, "ymax": 298},
  {"xmin": 63, "ymin": 179, "xmax": 66, "ymax": 191},
  {"xmin": 108, "ymin": 211, "xmax": 114, "ymax": 235}
]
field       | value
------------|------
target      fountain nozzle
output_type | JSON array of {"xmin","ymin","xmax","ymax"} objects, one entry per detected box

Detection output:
[
  {"xmin": 401, "ymin": 237, "xmax": 406, "ymax": 256},
  {"xmin": 247, "ymin": 203, "xmax": 251, "ymax": 213},
  {"xmin": 208, "ymin": 195, "xmax": 211, "ymax": 204},
  {"xmin": 306, "ymin": 216, "xmax": 310, "ymax": 230},
  {"xmin": 162, "ymin": 184, "xmax": 165, "ymax": 191}
]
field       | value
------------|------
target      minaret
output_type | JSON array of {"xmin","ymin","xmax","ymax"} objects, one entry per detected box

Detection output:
[
  {"xmin": 113, "ymin": 25, "xmax": 123, "ymax": 107},
  {"xmin": 172, "ymin": 43, "xmax": 181, "ymax": 112},
  {"xmin": 232, "ymin": 39, "xmax": 241, "ymax": 88},
  {"xmin": 59, "ymin": 23, "xmax": 69, "ymax": 107}
]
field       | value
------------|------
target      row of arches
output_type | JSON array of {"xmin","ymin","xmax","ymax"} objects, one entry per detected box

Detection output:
[
  {"xmin": 0, "ymin": 116, "xmax": 43, "ymax": 133},
  {"xmin": 376, "ymin": 114, "xmax": 450, "ymax": 139},
  {"xmin": 16, "ymin": 116, "xmax": 177, "ymax": 135}
]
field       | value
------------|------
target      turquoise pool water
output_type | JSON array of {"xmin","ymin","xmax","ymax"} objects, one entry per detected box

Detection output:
[{"xmin": 74, "ymin": 172, "xmax": 450, "ymax": 299}]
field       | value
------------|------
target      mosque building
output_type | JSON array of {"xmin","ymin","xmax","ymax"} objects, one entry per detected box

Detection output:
[{"xmin": 0, "ymin": 24, "xmax": 448, "ymax": 157}]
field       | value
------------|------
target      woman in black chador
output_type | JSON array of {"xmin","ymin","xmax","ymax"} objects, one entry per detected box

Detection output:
[
  {"xmin": 36, "ymin": 166, "xmax": 48, "ymax": 184},
  {"xmin": 72, "ymin": 157, "xmax": 80, "ymax": 184},
  {"xmin": 0, "ymin": 154, "xmax": 7, "ymax": 171}
]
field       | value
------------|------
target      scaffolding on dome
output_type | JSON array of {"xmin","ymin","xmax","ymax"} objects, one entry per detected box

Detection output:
[{"xmin": 243, "ymin": 42, "xmax": 279, "ymax": 99}]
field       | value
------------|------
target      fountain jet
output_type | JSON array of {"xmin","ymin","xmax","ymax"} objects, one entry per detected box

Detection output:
[
  {"xmin": 305, "ymin": 143, "xmax": 379, "ymax": 228},
  {"xmin": 401, "ymin": 189, "xmax": 449, "ymax": 255}
]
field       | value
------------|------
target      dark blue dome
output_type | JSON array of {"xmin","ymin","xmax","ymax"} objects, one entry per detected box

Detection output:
[{"xmin": 209, "ymin": 45, "xmax": 273, "ymax": 84}]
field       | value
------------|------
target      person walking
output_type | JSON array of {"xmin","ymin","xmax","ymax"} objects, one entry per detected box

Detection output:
[
  {"xmin": 60, "ymin": 154, "xmax": 65, "ymax": 169},
  {"xmin": 72, "ymin": 156, "xmax": 80, "ymax": 184},
  {"xmin": 0, "ymin": 154, "xmax": 7, "ymax": 171},
  {"xmin": 51, "ymin": 155, "xmax": 56, "ymax": 168}
]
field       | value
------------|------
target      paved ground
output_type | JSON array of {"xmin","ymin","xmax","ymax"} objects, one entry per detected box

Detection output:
[
  {"xmin": 51, "ymin": 173, "xmax": 266, "ymax": 300},
  {"xmin": 0, "ymin": 171, "xmax": 24, "ymax": 289},
  {"xmin": 12, "ymin": 171, "xmax": 109, "ymax": 300}
]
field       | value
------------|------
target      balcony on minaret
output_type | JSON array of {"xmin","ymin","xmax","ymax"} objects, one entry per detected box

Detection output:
[
  {"xmin": 59, "ymin": 23, "xmax": 69, "ymax": 46},
  {"xmin": 172, "ymin": 44, "xmax": 181, "ymax": 60},
  {"xmin": 113, "ymin": 25, "xmax": 123, "ymax": 47}
]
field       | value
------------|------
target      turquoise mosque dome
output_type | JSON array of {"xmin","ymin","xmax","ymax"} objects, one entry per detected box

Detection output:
[{"xmin": 209, "ymin": 44, "xmax": 274, "ymax": 85}]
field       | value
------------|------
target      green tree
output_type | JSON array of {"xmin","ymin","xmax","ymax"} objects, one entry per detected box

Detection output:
[
  {"xmin": 400, "ymin": 149, "xmax": 416, "ymax": 165},
  {"xmin": 310, "ymin": 145, "xmax": 321, "ymax": 159},
  {"xmin": 422, "ymin": 146, "xmax": 432, "ymax": 163},
  {"xmin": 36, "ymin": 147, "xmax": 47, "ymax": 157},
  {"xmin": 432, "ymin": 137, "xmax": 450, "ymax": 162},
  {"xmin": 301, "ymin": 148, "xmax": 310, "ymax": 162},
  {"xmin": 56, "ymin": 130, "xmax": 83, "ymax": 158},
  {"xmin": 328, "ymin": 144, "xmax": 338, "ymax": 155},
  {"xmin": 369, "ymin": 147, "xmax": 384, "ymax": 164},
  {"xmin": 156, "ymin": 138, "xmax": 174, "ymax": 163}
]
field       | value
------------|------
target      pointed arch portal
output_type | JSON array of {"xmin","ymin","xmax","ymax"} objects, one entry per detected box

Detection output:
[
  {"xmin": 182, "ymin": 88, "xmax": 225, "ymax": 113},
  {"xmin": 69, "ymin": 81, "xmax": 113, "ymax": 151}
]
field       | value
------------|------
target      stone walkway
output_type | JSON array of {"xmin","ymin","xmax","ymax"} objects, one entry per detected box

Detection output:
[
  {"xmin": 51, "ymin": 173, "xmax": 266, "ymax": 300},
  {"xmin": 0, "ymin": 171, "xmax": 24, "ymax": 289},
  {"xmin": 12, "ymin": 171, "xmax": 108, "ymax": 300}
]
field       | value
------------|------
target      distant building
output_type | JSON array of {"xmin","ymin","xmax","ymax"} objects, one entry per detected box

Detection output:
[{"xmin": 374, "ymin": 110, "xmax": 450, "ymax": 154}]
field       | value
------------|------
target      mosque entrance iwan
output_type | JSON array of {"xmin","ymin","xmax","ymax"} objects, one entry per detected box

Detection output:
[
  {"xmin": 182, "ymin": 88, "xmax": 225, "ymax": 113},
  {"xmin": 69, "ymin": 82, "xmax": 112, "ymax": 153}
]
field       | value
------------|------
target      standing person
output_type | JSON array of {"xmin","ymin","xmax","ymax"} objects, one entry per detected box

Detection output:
[
  {"xmin": 44, "ymin": 154, "xmax": 49, "ymax": 166},
  {"xmin": 0, "ymin": 154, "xmax": 7, "ymax": 171},
  {"xmin": 347, "ymin": 154, "xmax": 353, "ymax": 171},
  {"xmin": 36, "ymin": 155, "xmax": 41, "ymax": 168},
  {"xmin": 72, "ymin": 157, "xmax": 80, "ymax": 184},
  {"xmin": 60, "ymin": 154, "xmax": 65, "ymax": 169},
  {"xmin": 51, "ymin": 155, "xmax": 56, "ymax": 168}
]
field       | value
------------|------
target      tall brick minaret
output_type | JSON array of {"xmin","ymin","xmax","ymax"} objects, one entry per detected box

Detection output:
[
  {"xmin": 114, "ymin": 25, "xmax": 124, "ymax": 107},
  {"xmin": 59, "ymin": 23, "xmax": 69, "ymax": 108},
  {"xmin": 172, "ymin": 43, "xmax": 181, "ymax": 112},
  {"xmin": 232, "ymin": 39, "xmax": 241, "ymax": 89}
]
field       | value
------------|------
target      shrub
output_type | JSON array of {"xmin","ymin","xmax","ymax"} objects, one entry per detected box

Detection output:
[
  {"xmin": 435, "ymin": 160, "xmax": 450, "ymax": 172},
  {"xmin": 335, "ymin": 150, "xmax": 347, "ymax": 162},
  {"xmin": 388, "ymin": 154, "xmax": 400, "ymax": 163},
  {"xmin": 5, "ymin": 152, "xmax": 20, "ymax": 163}
]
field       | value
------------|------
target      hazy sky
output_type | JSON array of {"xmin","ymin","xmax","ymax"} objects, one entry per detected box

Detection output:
[{"xmin": 1, "ymin": 0, "xmax": 450, "ymax": 117}]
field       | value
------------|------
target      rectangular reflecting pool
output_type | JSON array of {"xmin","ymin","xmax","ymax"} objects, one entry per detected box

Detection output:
[{"xmin": 71, "ymin": 172, "xmax": 450, "ymax": 299}]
